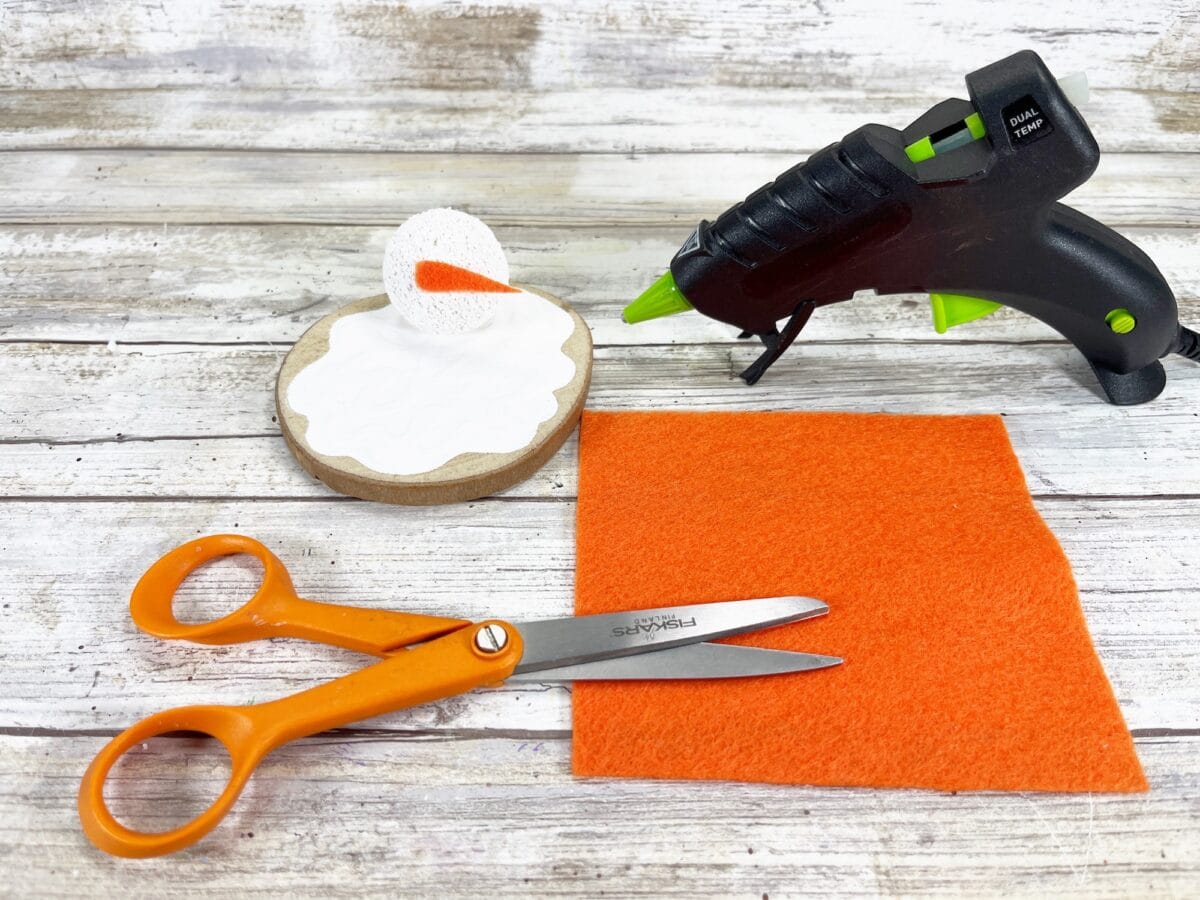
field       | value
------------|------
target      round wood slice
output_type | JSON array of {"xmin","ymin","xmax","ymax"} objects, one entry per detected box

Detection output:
[{"xmin": 276, "ymin": 288, "xmax": 592, "ymax": 505}]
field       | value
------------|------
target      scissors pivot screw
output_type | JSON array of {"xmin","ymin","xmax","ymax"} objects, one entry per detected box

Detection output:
[{"xmin": 474, "ymin": 623, "xmax": 509, "ymax": 654}]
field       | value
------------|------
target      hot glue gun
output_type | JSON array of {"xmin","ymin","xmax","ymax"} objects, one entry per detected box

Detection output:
[{"xmin": 624, "ymin": 50, "xmax": 1199, "ymax": 405}]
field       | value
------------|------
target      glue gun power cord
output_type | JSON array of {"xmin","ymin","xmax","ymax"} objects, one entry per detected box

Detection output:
[{"xmin": 1173, "ymin": 325, "xmax": 1200, "ymax": 363}]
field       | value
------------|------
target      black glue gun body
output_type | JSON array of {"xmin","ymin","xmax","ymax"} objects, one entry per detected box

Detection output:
[{"xmin": 631, "ymin": 51, "xmax": 1196, "ymax": 404}]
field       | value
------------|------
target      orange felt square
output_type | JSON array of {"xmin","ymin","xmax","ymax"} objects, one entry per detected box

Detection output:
[{"xmin": 572, "ymin": 410, "xmax": 1145, "ymax": 793}]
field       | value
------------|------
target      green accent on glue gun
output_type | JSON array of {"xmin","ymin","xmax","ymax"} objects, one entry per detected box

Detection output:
[
  {"xmin": 624, "ymin": 271, "xmax": 694, "ymax": 324},
  {"xmin": 930, "ymin": 292, "xmax": 1003, "ymax": 333},
  {"xmin": 905, "ymin": 111, "xmax": 989, "ymax": 164},
  {"xmin": 905, "ymin": 136, "xmax": 936, "ymax": 163},
  {"xmin": 1106, "ymin": 308, "xmax": 1137, "ymax": 334}
]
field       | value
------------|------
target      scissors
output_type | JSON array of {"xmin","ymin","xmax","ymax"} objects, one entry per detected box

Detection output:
[{"xmin": 78, "ymin": 534, "xmax": 842, "ymax": 858}]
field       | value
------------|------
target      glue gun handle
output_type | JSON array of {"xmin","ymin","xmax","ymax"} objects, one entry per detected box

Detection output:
[
  {"xmin": 1022, "ymin": 204, "xmax": 1178, "ymax": 369},
  {"xmin": 968, "ymin": 203, "xmax": 1180, "ymax": 404}
]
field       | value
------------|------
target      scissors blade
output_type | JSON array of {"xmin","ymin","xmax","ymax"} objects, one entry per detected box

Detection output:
[
  {"xmin": 510, "ymin": 596, "xmax": 827, "ymax": 676},
  {"xmin": 506, "ymin": 642, "xmax": 842, "ymax": 682}
]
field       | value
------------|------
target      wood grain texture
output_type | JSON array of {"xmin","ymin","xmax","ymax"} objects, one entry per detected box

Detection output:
[
  {"xmin": 2, "ymin": 150, "xmax": 1198, "ymax": 226},
  {"xmin": 1, "ymin": 0, "xmax": 1198, "ymax": 891},
  {"xmin": 1, "ymin": 85, "xmax": 1195, "ymax": 153},
  {"xmin": 0, "ymin": 0, "xmax": 1195, "ymax": 151},
  {"xmin": 5, "ymin": 342, "xmax": 1200, "ymax": 493},
  {"xmin": 2, "ymin": 0, "xmax": 1194, "ymax": 92},
  {"xmin": 4, "ymin": 734, "xmax": 1197, "ymax": 897}
]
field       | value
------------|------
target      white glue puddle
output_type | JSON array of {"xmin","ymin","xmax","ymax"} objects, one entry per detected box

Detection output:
[{"xmin": 287, "ymin": 292, "xmax": 576, "ymax": 476}]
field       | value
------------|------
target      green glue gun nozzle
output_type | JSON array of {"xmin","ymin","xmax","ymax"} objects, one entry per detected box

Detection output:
[{"xmin": 623, "ymin": 271, "xmax": 694, "ymax": 324}]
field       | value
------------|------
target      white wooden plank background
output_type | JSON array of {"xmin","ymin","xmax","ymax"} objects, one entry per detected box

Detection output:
[{"xmin": 1, "ymin": 1, "xmax": 1197, "ymax": 896}]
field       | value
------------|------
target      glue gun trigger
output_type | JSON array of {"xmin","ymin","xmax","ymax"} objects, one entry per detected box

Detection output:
[{"xmin": 738, "ymin": 300, "xmax": 817, "ymax": 385}]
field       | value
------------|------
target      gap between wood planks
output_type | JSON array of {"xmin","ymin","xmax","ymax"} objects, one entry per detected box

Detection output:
[
  {"xmin": 3, "ymin": 146, "xmax": 1197, "ymax": 156},
  {"xmin": 0, "ymin": 725, "xmax": 575, "ymax": 741},
  {"xmin": 3, "ymin": 493, "xmax": 1200, "ymax": 503},
  {"xmin": 0, "ymin": 337, "xmax": 1104, "ymax": 348},
  {"xmin": 3, "ymin": 725, "xmax": 1198, "ymax": 741}
]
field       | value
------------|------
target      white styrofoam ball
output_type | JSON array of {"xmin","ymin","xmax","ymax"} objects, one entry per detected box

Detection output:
[{"xmin": 382, "ymin": 208, "xmax": 510, "ymax": 334}]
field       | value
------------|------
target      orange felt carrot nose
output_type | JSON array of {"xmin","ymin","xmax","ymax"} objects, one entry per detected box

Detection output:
[{"xmin": 415, "ymin": 260, "xmax": 520, "ymax": 294}]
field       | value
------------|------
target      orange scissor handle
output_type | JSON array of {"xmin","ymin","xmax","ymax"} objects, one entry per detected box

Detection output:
[
  {"xmin": 131, "ymin": 534, "xmax": 468, "ymax": 656},
  {"xmin": 79, "ymin": 618, "xmax": 523, "ymax": 858}
]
